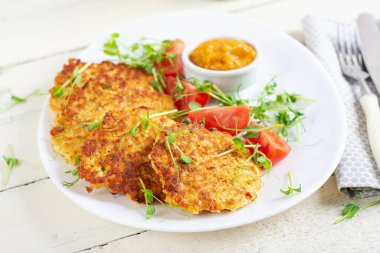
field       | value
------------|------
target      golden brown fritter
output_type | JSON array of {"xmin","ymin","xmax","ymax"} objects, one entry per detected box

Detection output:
[
  {"xmin": 78, "ymin": 107, "xmax": 176, "ymax": 203},
  {"xmin": 150, "ymin": 123, "xmax": 262, "ymax": 214},
  {"xmin": 49, "ymin": 59, "xmax": 175, "ymax": 164}
]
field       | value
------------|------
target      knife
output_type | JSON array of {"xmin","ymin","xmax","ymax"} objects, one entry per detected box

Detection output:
[{"xmin": 357, "ymin": 13, "xmax": 380, "ymax": 94}]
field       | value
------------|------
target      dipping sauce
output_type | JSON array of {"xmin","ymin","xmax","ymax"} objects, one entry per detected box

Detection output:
[{"xmin": 189, "ymin": 38, "xmax": 256, "ymax": 71}]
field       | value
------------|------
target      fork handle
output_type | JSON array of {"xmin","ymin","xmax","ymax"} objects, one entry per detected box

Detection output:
[{"xmin": 360, "ymin": 94, "xmax": 380, "ymax": 171}]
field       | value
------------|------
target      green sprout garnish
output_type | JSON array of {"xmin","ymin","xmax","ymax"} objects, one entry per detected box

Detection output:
[
  {"xmin": 280, "ymin": 171, "xmax": 301, "ymax": 196},
  {"xmin": 185, "ymin": 78, "xmax": 249, "ymax": 106},
  {"xmin": 119, "ymin": 109, "xmax": 178, "ymax": 148},
  {"xmin": 164, "ymin": 132, "xmax": 193, "ymax": 167},
  {"xmin": 52, "ymin": 62, "xmax": 91, "ymax": 99},
  {"xmin": 188, "ymin": 101, "xmax": 201, "ymax": 111},
  {"xmin": 0, "ymin": 89, "xmax": 45, "ymax": 114},
  {"xmin": 232, "ymin": 137, "xmax": 245, "ymax": 150},
  {"xmin": 87, "ymin": 118, "xmax": 103, "ymax": 131},
  {"xmin": 139, "ymin": 178, "xmax": 168, "ymax": 220},
  {"xmin": 250, "ymin": 80, "xmax": 313, "ymax": 139},
  {"xmin": 76, "ymin": 117, "xmax": 104, "ymax": 131},
  {"xmin": 2, "ymin": 145, "xmax": 19, "ymax": 185},
  {"xmin": 334, "ymin": 192, "xmax": 380, "ymax": 224},
  {"xmin": 139, "ymin": 178, "xmax": 155, "ymax": 219},
  {"xmin": 62, "ymin": 154, "xmax": 81, "ymax": 187},
  {"xmin": 216, "ymin": 143, "xmax": 272, "ymax": 171},
  {"xmin": 103, "ymin": 34, "xmax": 175, "ymax": 92}
]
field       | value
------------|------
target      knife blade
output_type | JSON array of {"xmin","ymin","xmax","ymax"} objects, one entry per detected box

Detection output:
[{"xmin": 357, "ymin": 13, "xmax": 380, "ymax": 94}]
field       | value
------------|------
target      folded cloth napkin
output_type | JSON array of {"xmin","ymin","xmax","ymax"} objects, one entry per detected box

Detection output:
[{"xmin": 302, "ymin": 15, "xmax": 380, "ymax": 198}]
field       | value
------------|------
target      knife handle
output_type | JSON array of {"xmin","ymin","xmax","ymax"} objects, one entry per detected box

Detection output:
[{"xmin": 360, "ymin": 94, "xmax": 380, "ymax": 171}]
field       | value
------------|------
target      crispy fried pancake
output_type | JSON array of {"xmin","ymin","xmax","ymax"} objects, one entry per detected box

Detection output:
[
  {"xmin": 50, "ymin": 59, "xmax": 175, "ymax": 163},
  {"xmin": 150, "ymin": 123, "xmax": 262, "ymax": 214},
  {"xmin": 78, "ymin": 107, "xmax": 176, "ymax": 203}
]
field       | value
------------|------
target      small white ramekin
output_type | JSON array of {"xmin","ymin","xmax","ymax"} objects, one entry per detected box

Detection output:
[{"xmin": 182, "ymin": 36, "xmax": 262, "ymax": 93}]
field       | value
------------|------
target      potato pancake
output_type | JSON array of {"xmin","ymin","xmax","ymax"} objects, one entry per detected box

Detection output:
[
  {"xmin": 50, "ymin": 59, "xmax": 175, "ymax": 164},
  {"xmin": 78, "ymin": 107, "xmax": 176, "ymax": 203},
  {"xmin": 150, "ymin": 123, "xmax": 262, "ymax": 214}
]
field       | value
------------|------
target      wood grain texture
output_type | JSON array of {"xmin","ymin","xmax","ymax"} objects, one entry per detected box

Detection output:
[
  {"xmin": 0, "ymin": 51, "xmax": 79, "ymax": 191},
  {"xmin": 0, "ymin": 179, "xmax": 143, "ymax": 253},
  {"xmin": 82, "ymin": 177, "xmax": 380, "ymax": 253},
  {"xmin": 0, "ymin": 0, "xmax": 282, "ymax": 67}
]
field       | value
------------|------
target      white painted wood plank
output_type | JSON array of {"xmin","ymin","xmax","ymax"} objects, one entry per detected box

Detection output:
[
  {"xmin": 82, "ymin": 177, "xmax": 380, "ymax": 253},
  {"xmin": 0, "ymin": 179, "xmax": 142, "ymax": 253},
  {"xmin": 0, "ymin": 0, "xmax": 279, "ymax": 67},
  {"xmin": 0, "ymin": 51, "xmax": 80, "ymax": 190},
  {"xmin": 239, "ymin": 0, "xmax": 380, "ymax": 42}
]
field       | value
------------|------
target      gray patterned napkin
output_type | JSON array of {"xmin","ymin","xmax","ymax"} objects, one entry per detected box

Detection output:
[{"xmin": 302, "ymin": 15, "xmax": 380, "ymax": 198}]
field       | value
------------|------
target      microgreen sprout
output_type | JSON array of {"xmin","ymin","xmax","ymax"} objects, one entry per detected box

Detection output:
[
  {"xmin": 52, "ymin": 62, "xmax": 91, "ymax": 99},
  {"xmin": 232, "ymin": 138, "xmax": 245, "ymax": 150},
  {"xmin": 186, "ymin": 78, "xmax": 249, "ymax": 106},
  {"xmin": 165, "ymin": 133, "xmax": 179, "ymax": 169},
  {"xmin": 216, "ymin": 143, "xmax": 272, "ymax": 171},
  {"xmin": 188, "ymin": 101, "xmax": 201, "ymax": 111},
  {"xmin": 164, "ymin": 132, "xmax": 193, "ymax": 167},
  {"xmin": 119, "ymin": 109, "xmax": 178, "ymax": 148},
  {"xmin": 62, "ymin": 154, "xmax": 81, "ymax": 187},
  {"xmin": 76, "ymin": 117, "xmax": 104, "ymax": 131},
  {"xmin": 280, "ymin": 171, "xmax": 301, "ymax": 196},
  {"xmin": 250, "ymin": 80, "xmax": 313, "ymax": 139},
  {"xmin": 0, "ymin": 89, "xmax": 45, "ymax": 114},
  {"xmin": 139, "ymin": 178, "xmax": 155, "ymax": 219},
  {"xmin": 2, "ymin": 145, "xmax": 19, "ymax": 185},
  {"xmin": 103, "ymin": 34, "xmax": 175, "ymax": 92},
  {"xmin": 128, "ymin": 109, "xmax": 178, "ymax": 135},
  {"xmin": 139, "ymin": 178, "xmax": 168, "ymax": 220},
  {"xmin": 334, "ymin": 192, "xmax": 380, "ymax": 224}
]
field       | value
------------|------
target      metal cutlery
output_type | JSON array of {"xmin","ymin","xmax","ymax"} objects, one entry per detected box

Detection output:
[
  {"xmin": 336, "ymin": 23, "xmax": 380, "ymax": 171},
  {"xmin": 357, "ymin": 13, "xmax": 380, "ymax": 95}
]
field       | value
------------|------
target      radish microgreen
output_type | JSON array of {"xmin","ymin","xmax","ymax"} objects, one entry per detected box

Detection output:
[
  {"xmin": 280, "ymin": 171, "xmax": 301, "ymax": 196},
  {"xmin": 2, "ymin": 145, "xmax": 19, "ymax": 186}
]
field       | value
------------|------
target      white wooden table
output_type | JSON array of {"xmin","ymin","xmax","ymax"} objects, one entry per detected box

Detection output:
[{"xmin": 1, "ymin": 0, "xmax": 380, "ymax": 252}]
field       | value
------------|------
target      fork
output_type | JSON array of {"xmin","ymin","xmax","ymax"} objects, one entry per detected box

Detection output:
[{"xmin": 336, "ymin": 23, "xmax": 380, "ymax": 171}]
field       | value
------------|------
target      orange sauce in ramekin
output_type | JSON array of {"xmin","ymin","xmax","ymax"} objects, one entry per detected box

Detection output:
[{"xmin": 189, "ymin": 38, "xmax": 256, "ymax": 71}]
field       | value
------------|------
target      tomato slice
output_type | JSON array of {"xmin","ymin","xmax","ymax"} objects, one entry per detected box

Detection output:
[
  {"xmin": 175, "ymin": 81, "xmax": 210, "ymax": 110},
  {"xmin": 155, "ymin": 39, "xmax": 185, "ymax": 77},
  {"xmin": 188, "ymin": 106, "xmax": 250, "ymax": 134},
  {"xmin": 248, "ymin": 126, "xmax": 291, "ymax": 165},
  {"xmin": 163, "ymin": 75, "xmax": 177, "ymax": 96}
]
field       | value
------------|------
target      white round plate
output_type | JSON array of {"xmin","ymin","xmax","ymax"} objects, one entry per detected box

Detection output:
[{"xmin": 38, "ymin": 10, "xmax": 346, "ymax": 232}]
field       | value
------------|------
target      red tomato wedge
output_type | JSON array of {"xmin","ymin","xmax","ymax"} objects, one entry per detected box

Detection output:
[
  {"xmin": 155, "ymin": 39, "xmax": 185, "ymax": 77},
  {"xmin": 163, "ymin": 78, "xmax": 210, "ymax": 110},
  {"xmin": 188, "ymin": 106, "xmax": 250, "ymax": 134},
  {"xmin": 163, "ymin": 75, "xmax": 177, "ymax": 96},
  {"xmin": 174, "ymin": 81, "xmax": 210, "ymax": 110},
  {"xmin": 248, "ymin": 126, "xmax": 291, "ymax": 165}
]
